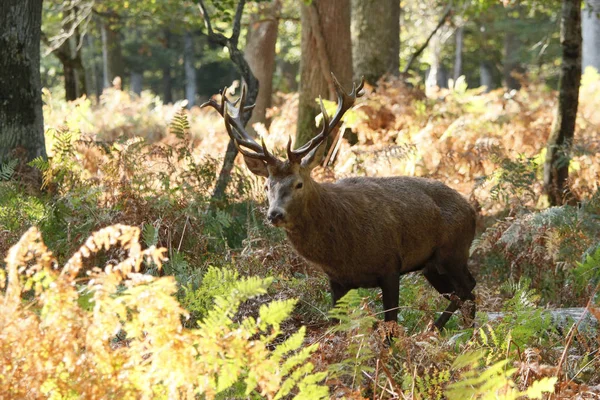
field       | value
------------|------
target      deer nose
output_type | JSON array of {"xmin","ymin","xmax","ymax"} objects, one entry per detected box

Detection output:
[{"xmin": 267, "ymin": 209, "xmax": 285, "ymax": 225}]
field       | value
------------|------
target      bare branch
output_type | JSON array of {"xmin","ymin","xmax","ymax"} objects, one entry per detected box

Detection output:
[
  {"xmin": 402, "ymin": 5, "xmax": 453, "ymax": 75},
  {"xmin": 197, "ymin": 0, "xmax": 228, "ymax": 46},
  {"xmin": 44, "ymin": 0, "xmax": 94, "ymax": 55},
  {"xmin": 230, "ymin": 0, "xmax": 246, "ymax": 47},
  {"xmin": 195, "ymin": 0, "xmax": 259, "ymax": 202}
]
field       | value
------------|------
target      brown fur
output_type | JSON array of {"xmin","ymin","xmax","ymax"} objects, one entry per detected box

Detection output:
[{"xmin": 264, "ymin": 161, "xmax": 477, "ymax": 330}]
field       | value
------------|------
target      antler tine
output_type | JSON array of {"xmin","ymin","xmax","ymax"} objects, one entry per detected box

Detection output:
[
  {"xmin": 286, "ymin": 136, "xmax": 293, "ymax": 159},
  {"xmin": 204, "ymin": 82, "xmax": 278, "ymax": 165},
  {"xmin": 223, "ymin": 109, "xmax": 261, "ymax": 154},
  {"xmin": 328, "ymin": 73, "xmax": 365, "ymax": 130},
  {"xmin": 200, "ymin": 86, "xmax": 229, "ymax": 114},
  {"xmin": 229, "ymin": 84, "xmax": 256, "ymax": 114},
  {"xmin": 288, "ymin": 96, "xmax": 331, "ymax": 163},
  {"xmin": 231, "ymin": 131, "xmax": 276, "ymax": 164},
  {"xmin": 289, "ymin": 74, "xmax": 364, "ymax": 162},
  {"xmin": 201, "ymin": 84, "xmax": 258, "ymax": 115}
]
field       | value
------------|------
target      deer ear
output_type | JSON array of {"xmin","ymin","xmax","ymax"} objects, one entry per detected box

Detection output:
[
  {"xmin": 300, "ymin": 142, "xmax": 325, "ymax": 170},
  {"xmin": 242, "ymin": 155, "xmax": 269, "ymax": 177}
]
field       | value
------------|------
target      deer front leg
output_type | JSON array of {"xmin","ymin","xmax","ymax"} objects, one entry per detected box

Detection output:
[
  {"xmin": 379, "ymin": 271, "xmax": 401, "ymax": 322},
  {"xmin": 329, "ymin": 279, "xmax": 350, "ymax": 323},
  {"xmin": 329, "ymin": 279, "xmax": 350, "ymax": 306}
]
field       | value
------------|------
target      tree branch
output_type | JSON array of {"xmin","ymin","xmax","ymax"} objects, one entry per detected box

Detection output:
[
  {"xmin": 402, "ymin": 5, "xmax": 452, "ymax": 75},
  {"xmin": 197, "ymin": 0, "xmax": 227, "ymax": 46},
  {"xmin": 44, "ymin": 1, "xmax": 93, "ymax": 55},
  {"xmin": 231, "ymin": 0, "xmax": 246, "ymax": 47},
  {"xmin": 195, "ymin": 0, "xmax": 259, "ymax": 205}
]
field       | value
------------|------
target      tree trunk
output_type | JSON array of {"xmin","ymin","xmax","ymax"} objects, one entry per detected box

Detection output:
[
  {"xmin": 453, "ymin": 25, "xmax": 464, "ymax": 81},
  {"xmin": 54, "ymin": 9, "xmax": 87, "ymax": 101},
  {"xmin": 425, "ymin": 33, "xmax": 449, "ymax": 95},
  {"xmin": 582, "ymin": 0, "xmax": 600, "ymax": 71},
  {"xmin": 101, "ymin": 21, "xmax": 124, "ymax": 89},
  {"xmin": 297, "ymin": 0, "xmax": 353, "ymax": 148},
  {"xmin": 59, "ymin": 41, "xmax": 79, "ymax": 101},
  {"xmin": 162, "ymin": 66, "xmax": 173, "ymax": 103},
  {"xmin": 544, "ymin": 0, "xmax": 582, "ymax": 206},
  {"xmin": 184, "ymin": 31, "xmax": 197, "ymax": 109},
  {"xmin": 131, "ymin": 72, "xmax": 143, "ymax": 96},
  {"xmin": 244, "ymin": 0, "xmax": 280, "ymax": 132},
  {"xmin": 480, "ymin": 61, "xmax": 494, "ymax": 92},
  {"xmin": 503, "ymin": 29, "xmax": 522, "ymax": 90},
  {"xmin": 84, "ymin": 35, "xmax": 95, "ymax": 101},
  {"xmin": 128, "ymin": 29, "xmax": 144, "ymax": 96},
  {"xmin": 503, "ymin": 9, "xmax": 524, "ymax": 91},
  {"xmin": 276, "ymin": 60, "xmax": 299, "ymax": 91},
  {"xmin": 351, "ymin": 0, "xmax": 400, "ymax": 85},
  {"xmin": 101, "ymin": 24, "xmax": 110, "ymax": 89},
  {"xmin": 0, "ymin": 0, "xmax": 46, "ymax": 165},
  {"xmin": 87, "ymin": 34, "xmax": 102, "ymax": 101},
  {"xmin": 162, "ymin": 30, "xmax": 173, "ymax": 104},
  {"xmin": 71, "ymin": 23, "xmax": 87, "ymax": 98}
]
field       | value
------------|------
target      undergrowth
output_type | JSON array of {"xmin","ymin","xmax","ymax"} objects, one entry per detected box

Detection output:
[
  {"xmin": 1, "ymin": 74, "xmax": 600, "ymax": 397},
  {"xmin": 472, "ymin": 191, "xmax": 600, "ymax": 306},
  {"xmin": 0, "ymin": 225, "xmax": 328, "ymax": 399}
]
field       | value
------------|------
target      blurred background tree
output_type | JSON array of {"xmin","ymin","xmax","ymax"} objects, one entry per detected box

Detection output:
[
  {"xmin": 38, "ymin": 0, "xmax": 576, "ymax": 108},
  {"xmin": 0, "ymin": 0, "xmax": 46, "ymax": 167},
  {"xmin": 22, "ymin": 0, "xmax": 595, "ymax": 205}
]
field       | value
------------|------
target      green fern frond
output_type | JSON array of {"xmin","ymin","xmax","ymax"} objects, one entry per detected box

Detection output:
[
  {"xmin": 327, "ymin": 290, "xmax": 376, "ymax": 389},
  {"xmin": 28, "ymin": 156, "xmax": 49, "ymax": 172},
  {"xmin": 188, "ymin": 271, "xmax": 326, "ymax": 399},
  {"xmin": 272, "ymin": 327, "xmax": 307, "ymax": 360},
  {"xmin": 170, "ymin": 107, "xmax": 190, "ymax": 139},
  {"xmin": 0, "ymin": 159, "xmax": 18, "ymax": 181},
  {"xmin": 52, "ymin": 129, "xmax": 74, "ymax": 157},
  {"xmin": 279, "ymin": 342, "xmax": 319, "ymax": 377},
  {"xmin": 258, "ymin": 299, "xmax": 298, "ymax": 330},
  {"xmin": 141, "ymin": 222, "xmax": 159, "ymax": 247},
  {"xmin": 573, "ymin": 245, "xmax": 600, "ymax": 291},
  {"xmin": 328, "ymin": 290, "xmax": 376, "ymax": 329},
  {"xmin": 293, "ymin": 372, "xmax": 329, "ymax": 400},
  {"xmin": 446, "ymin": 350, "xmax": 555, "ymax": 400}
]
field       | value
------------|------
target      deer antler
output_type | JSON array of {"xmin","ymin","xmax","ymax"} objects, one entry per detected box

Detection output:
[
  {"xmin": 287, "ymin": 73, "xmax": 365, "ymax": 164},
  {"xmin": 201, "ymin": 84, "xmax": 279, "ymax": 165}
]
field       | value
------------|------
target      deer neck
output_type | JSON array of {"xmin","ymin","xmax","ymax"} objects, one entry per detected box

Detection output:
[{"xmin": 284, "ymin": 182, "xmax": 337, "ymax": 253}]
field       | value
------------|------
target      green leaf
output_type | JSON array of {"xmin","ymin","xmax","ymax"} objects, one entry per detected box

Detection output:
[
  {"xmin": 0, "ymin": 159, "xmax": 18, "ymax": 181},
  {"xmin": 524, "ymin": 377, "xmax": 557, "ymax": 398},
  {"xmin": 258, "ymin": 299, "xmax": 298, "ymax": 330}
]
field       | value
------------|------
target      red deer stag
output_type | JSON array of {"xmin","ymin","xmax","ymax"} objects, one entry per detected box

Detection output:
[{"xmin": 202, "ymin": 74, "xmax": 477, "ymax": 330}]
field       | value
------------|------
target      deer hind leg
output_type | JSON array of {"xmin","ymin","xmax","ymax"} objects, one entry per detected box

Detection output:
[{"xmin": 423, "ymin": 260, "xmax": 476, "ymax": 330}]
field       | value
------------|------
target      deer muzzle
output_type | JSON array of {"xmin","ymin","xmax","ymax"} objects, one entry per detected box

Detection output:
[{"xmin": 267, "ymin": 209, "xmax": 286, "ymax": 226}]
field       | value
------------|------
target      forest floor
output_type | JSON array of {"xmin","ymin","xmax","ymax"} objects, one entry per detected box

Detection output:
[{"xmin": 1, "ymin": 74, "xmax": 600, "ymax": 398}]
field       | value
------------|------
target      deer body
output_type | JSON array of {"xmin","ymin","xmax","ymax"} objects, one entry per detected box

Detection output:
[
  {"xmin": 204, "ymin": 75, "xmax": 477, "ymax": 329},
  {"xmin": 282, "ymin": 175, "xmax": 476, "ymax": 327},
  {"xmin": 287, "ymin": 176, "xmax": 473, "ymax": 283}
]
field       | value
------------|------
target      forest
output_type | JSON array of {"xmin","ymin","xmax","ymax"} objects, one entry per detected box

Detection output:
[{"xmin": 1, "ymin": 0, "xmax": 600, "ymax": 398}]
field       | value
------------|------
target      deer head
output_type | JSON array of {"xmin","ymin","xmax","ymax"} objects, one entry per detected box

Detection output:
[{"xmin": 202, "ymin": 74, "xmax": 364, "ymax": 229}]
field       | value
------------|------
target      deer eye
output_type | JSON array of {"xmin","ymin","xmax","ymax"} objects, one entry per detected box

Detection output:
[{"xmin": 295, "ymin": 182, "xmax": 303, "ymax": 190}]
